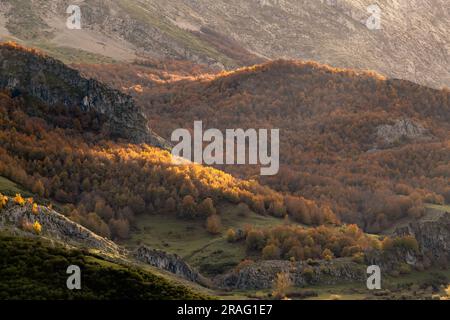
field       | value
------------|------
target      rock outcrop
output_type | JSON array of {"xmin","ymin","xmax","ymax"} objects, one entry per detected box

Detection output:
[
  {"xmin": 0, "ymin": 201, "xmax": 211, "ymax": 285},
  {"xmin": 394, "ymin": 209, "xmax": 450, "ymax": 263},
  {"xmin": 0, "ymin": 202, "xmax": 125, "ymax": 256},
  {"xmin": 134, "ymin": 246, "xmax": 208, "ymax": 286},
  {"xmin": 0, "ymin": 43, "xmax": 169, "ymax": 148},
  {"xmin": 366, "ymin": 208, "xmax": 450, "ymax": 272},
  {"xmin": 217, "ymin": 259, "xmax": 366, "ymax": 290},
  {"xmin": 376, "ymin": 118, "xmax": 429, "ymax": 146}
]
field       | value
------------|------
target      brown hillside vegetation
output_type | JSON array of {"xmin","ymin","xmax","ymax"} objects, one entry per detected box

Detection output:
[
  {"xmin": 75, "ymin": 60, "xmax": 450, "ymax": 233},
  {"xmin": 0, "ymin": 91, "xmax": 338, "ymax": 240}
]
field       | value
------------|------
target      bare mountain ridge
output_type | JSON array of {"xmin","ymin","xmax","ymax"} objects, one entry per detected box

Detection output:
[{"xmin": 0, "ymin": 0, "xmax": 448, "ymax": 88}]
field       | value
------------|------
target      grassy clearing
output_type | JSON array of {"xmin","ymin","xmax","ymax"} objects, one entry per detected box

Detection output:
[
  {"xmin": 125, "ymin": 212, "xmax": 245, "ymax": 275},
  {"xmin": 31, "ymin": 42, "xmax": 117, "ymax": 64},
  {"xmin": 125, "ymin": 204, "xmax": 289, "ymax": 275},
  {"xmin": 426, "ymin": 203, "xmax": 450, "ymax": 213}
]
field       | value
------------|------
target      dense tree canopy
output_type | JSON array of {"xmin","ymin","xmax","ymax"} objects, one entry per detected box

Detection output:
[
  {"xmin": 0, "ymin": 91, "xmax": 336, "ymax": 239},
  {"xmin": 76, "ymin": 60, "xmax": 450, "ymax": 232}
]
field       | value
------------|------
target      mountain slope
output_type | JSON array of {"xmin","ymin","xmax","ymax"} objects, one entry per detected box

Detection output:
[
  {"xmin": 0, "ymin": 42, "xmax": 168, "ymax": 147},
  {"xmin": 0, "ymin": 46, "xmax": 343, "ymax": 243},
  {"xmin": 0, "ymin": 197, "xmax": 209, "ymax": 299},
  {"xmin": 0, "ymin": 0, "xmax": 448, "ymax": 88},
  {"xmin": 0, "ymin": 234, "xmax": 209, "ymax": 300},
  {"xmin": 76, "ymin": 60, "xmax": 450, "ymax": 232},
  {"xmin": 0, "ymin": 0, "xmax": 264, "ymax": 68},
  {"xmin": 149, "ymin": 0, "xmax": 449, "ymax": 89}
]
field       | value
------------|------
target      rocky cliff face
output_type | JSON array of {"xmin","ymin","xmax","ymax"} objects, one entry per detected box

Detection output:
[
  {"xmin": 365, "ymin": 209, "xmax": 450, "ymax": 274},
  {"xmin": 0, "ymin": 43, "xmax": 169, "ymax": 148},
  {"xmin": 376, "ymin": 118, "xmax": 429, "ymax": 146},
  {"xmin": 394, "ymin": 209, "xmax": 450, "ymax": 264},
  {"xmin": 134, "ymin": 246, "xmax": 208, "ymax": 286},
  {"xmin": 217, "ymin": 259, "xmax": 366, "ymax": 290},
  {"xmin": 0, "ymin": 201, "xmax": 124, "ymax": 256}
]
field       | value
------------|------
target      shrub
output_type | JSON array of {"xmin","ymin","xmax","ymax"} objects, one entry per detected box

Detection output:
[
  {"xmin": 245, "ymin": 229, "xmax": 265, "ymax": 251},
  {"xmin": 262, "ymin": 244, "xmax": 281, "ymax": 260},
  {"xmin": 272, "ymin": 272, "xmax": 292, "ymax": 299},
  {"xmin": 13, "ymin": 194, "xmax": 25, "ymax": 206},
  {"xmin": 352, "ymin": 252, "xmax": 365, "ymax": 264},
  {"xmin": 236, "ymin": 202, "xmax": 251, "ymax": 217},
  {"xmin": 321, "ymin": 248, "xmax": 334, "ymax": 261},
  {"xmin": 33, "ymin": 221, "xmax": 42, "ymax": 234},
  {"xmin": 109, "ymin": 218, "xmax": 130, "ymax": 240},
  {"xmin": 206, "ymin": 214, "xmax": 221, "ymax": 234},
  {"xmin": 383, "ymin": 236, "xmax": 419, "ymax": 253},
  {"xmin": 198, "ymin": 198, "xmax": 216, "ymax": 217},
  {"xmin": 302, "ymin": 267, "xmax": 315, "ymax": 283},
  {"xmin": 0, "ymin": 193, "xmax": 8, "ymax": 210},
  {"xmin": 226, "ymin": 228, "xmax": 236, "ymax": 242},
  {"xmin": 399, "ymin": 263, "xmax": 412, "ymax": 275}
]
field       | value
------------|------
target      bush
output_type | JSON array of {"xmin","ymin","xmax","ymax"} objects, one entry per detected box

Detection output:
[
  {"xmin": 32, "ymin": 203, "xmax": 39, "ymax": 215},
  {"xmin": 262, "ymin": 244, "xmax": 281, "ymax": 260},
  {"xmin": 272, "ymin": 272, "xmax": 292, "ymax": 299},
  {"xmin": 0, "ymin": 193, "xmax": 8, "ymax": 210},
  {"xmin": 206, "ymin": 214, "xmax": 221, "ymax": 234},
  {"xmin": 382, "ymin": 235, "xmax": 419, "ymax": 253},
  {"xmin": 301, "ymin": 267, "xmax": 315, "ymax": 283},
  {"xmin": 33, "ymin": 221, "xmax": 42, "ymax": 234},
  {"xmin": 236, "ymin": 202, "xmax": 251, "ymax": 217},
  {"xmin": 13, "ymin": 194, "xmax": 25, "ymax": 206},
  {"xmin": 226, "ymin": 228, "xmax": 236, "ymax": 242},
  {"xmin": 321, "ymin": 248, "xmax": 334, "ymax": 261},
  {"xmin": 398, "ymin": 263, "xmax": 412, "ymax": 275},
  {"xmin": 109, "ymin": 218, "xmax": 130, "ymax": 240},
  {"xmin": 352, "ymin": 252, "xmax": 365, "ymax": 264},
  {"xmin": 198, "ymin": 198, "xmax": 216, "ymax": 217},
  {"xmin": 245, "ymin": 229, "xmax": 265, "ymax": 251}
]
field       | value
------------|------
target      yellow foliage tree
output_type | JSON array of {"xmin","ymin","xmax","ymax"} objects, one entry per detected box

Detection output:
[
  {"xmin": 14, "ymin": 194, "xmax": 25, "ymax": 206},
  {"xmin": 272, "ymin": 272, "xmax": 292, "ymax": 299},
  {"xmin": 0, "ymin": 193, "xmax": 8, "ymax": 209},
  {"xmin": 321, "ymin": 248, "xmax": 334, "ymax": 261},
  {"xmin": 32, "ymin": 203, "xmax": 39, "ymax": 215},
  {"xmin": 226, "ymin": 228, "xmax": 236, "ymax": 242},
  {"xmin": 33, "ymin": 221, "xmax": 42, "ymax": 234},
  {"xmin": 206, "ymin": 214, "xmax": 222, "ymax": 234}
]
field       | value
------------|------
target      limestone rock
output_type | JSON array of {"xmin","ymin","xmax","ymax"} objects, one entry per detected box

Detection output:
[{"xmin": 0, "ymin": 44, "xmax": 170, "ymax": 148}]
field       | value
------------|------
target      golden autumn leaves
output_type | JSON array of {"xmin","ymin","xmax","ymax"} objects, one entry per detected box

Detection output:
[{"xmin": 0, "ymin": 193, "xmax": 43, "ymax": 234}]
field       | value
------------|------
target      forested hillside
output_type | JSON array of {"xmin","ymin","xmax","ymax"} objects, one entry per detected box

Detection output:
[{"xmin": 76, "ymin": 60, "xmax": 450, "ymax": 232}]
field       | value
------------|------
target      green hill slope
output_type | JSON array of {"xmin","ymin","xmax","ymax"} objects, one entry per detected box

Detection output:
[{"xmin": 0, "ymin": 234, "xmax": 208, "ymax": 300}]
